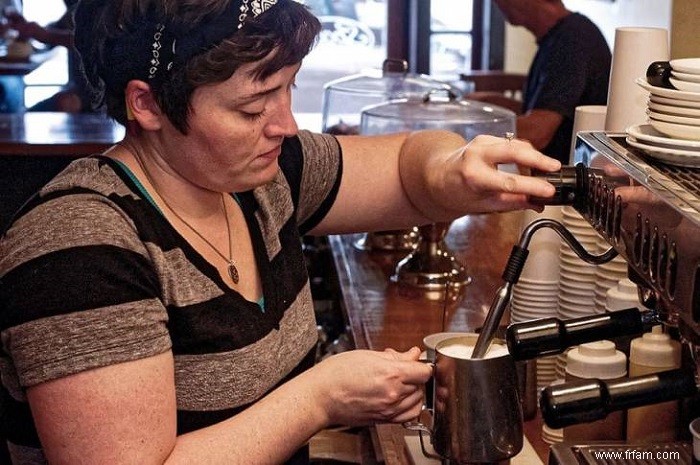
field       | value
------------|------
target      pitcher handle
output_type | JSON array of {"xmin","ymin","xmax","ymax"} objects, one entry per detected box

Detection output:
[
  {"xmin": 402, "ymin": 419, "xmax": 430, "ymax": 433},
  {"xmin": 402, "ymin": 405, "xmax": 433, "ymax": 434},
  {"xmin": 418, "ymin": 429, "xmax": 443, "ymax": 461},
  {"xmin": 402, "ymin": 408, "xmax": 443, "ymax": 461}
]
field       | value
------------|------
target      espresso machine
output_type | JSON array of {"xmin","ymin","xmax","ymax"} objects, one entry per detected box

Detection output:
[{"xmin": 500, "ymin": 131, "xmax": 700, "ymax": 464}]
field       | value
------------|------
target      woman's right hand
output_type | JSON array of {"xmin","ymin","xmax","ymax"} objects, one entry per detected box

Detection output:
[{"xmin": 308, "ymin": 347, "xmax": 432, "ymax": 427}]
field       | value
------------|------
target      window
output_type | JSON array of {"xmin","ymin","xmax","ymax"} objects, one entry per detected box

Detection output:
[
  {"xmin": 429, "ymin": 0, "xmax": 473, "ymax": 76},
  {"xmin": 405, "ymin": 0, "xmax": 500, "ymax": 75},
  {"xmin": 21, "ymin": 0, "xmax": 69, "ymax": 108},
  {"xmin": 293, "ymin": 0, "xmax": 389, "ymax": 114},
  {"xmin": 294, "ymin": 0, "xmax": 497, "ymax": 113},
  {"xmin": 17, "ymin": 1, "xmax": 496, "ymax": 115}
]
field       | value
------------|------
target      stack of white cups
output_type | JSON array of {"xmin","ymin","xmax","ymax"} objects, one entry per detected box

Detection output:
[
  {"xmin": 569, "ymin": 105, "xmax": 607, "ymax": 164},
  {"xmin": 555, "ymin": 206, "xmax": 602, "ymax": 380},
  {"xmin": 557, "ymin": 207, "xmax": 600, "ymax": 318},
  {"xmin": 510, "ymin": 206, "xmax": 563, "ymax": 389}
]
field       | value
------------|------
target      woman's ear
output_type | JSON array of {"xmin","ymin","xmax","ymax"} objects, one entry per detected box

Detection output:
[{"xmin": 125, "ymin": 80, "xmax": 163, "ymax": 131}]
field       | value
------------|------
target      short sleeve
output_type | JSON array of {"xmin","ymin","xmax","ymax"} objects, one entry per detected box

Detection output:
[
  {"xmin": 0, "ymin": 193, "xmax": 171, "ymax": 387},
  {"xmin": 278, "ymin": 130, "xmax": 343, "ymax": 234}
]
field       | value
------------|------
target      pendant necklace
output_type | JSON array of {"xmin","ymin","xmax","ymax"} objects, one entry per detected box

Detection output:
[{"xmin": 130, "ymin": 148, "xmax": 240, "ymax": 284}]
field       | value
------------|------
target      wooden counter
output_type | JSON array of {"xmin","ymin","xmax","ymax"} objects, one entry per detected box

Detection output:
[
  {"xmin": 0, "ymin": 49, "xmax": 56, "ymax": 76},
  {"xmin": 0, "ymin": 112, "xmax": 124, "ymax": 156},
  {"xmin": 328, "ymin": 212, "xmax": 551, "ymax": 464},
  {"xmin": 0, "ymin": 112, "xmax": 125, "ymax": 228}
]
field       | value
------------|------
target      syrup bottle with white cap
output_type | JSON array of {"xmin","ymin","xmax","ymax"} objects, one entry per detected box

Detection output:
[
  {"xmin": 563, "ymin": 340, "xmax": 627, "ymax": 441},
  {"xmin": 626, "ymin": 325, "xmax": 681, "ymax": 442}
]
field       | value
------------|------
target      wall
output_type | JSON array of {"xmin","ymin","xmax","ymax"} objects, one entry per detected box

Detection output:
[
  {"xmin": 670, "ymin": 0, "xmax": 700, "ymax": 59},
  {"xmin": 503, "ymin": 0, "xmax": 672, "ymax": 73}
]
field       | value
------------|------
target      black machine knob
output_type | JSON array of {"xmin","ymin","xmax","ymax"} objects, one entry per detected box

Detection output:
[
  {"xmin": 506, "ymin": 308, "xmax": 647, "ymax": 361},
  {"xmin": 529, "ymin": 164, "xmax": 588, "ymax": 208},
  {"xmin": 540, "ymin": 368, "xmax": 698, "ymax": 429}
]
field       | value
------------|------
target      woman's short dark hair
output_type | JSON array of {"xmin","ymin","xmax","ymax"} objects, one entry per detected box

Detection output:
[{"xmin": 74, "ymin": 0, "xmax": 320, "ymax": 133}]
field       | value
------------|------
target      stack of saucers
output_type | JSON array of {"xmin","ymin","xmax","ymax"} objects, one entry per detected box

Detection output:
[
  {"xmin": 635, "ymin": 59, "xmax": 700, "ymax": 141},
  {"xmin": 628, "ymin": 59, "xmax": 700, "ymax": 168}
]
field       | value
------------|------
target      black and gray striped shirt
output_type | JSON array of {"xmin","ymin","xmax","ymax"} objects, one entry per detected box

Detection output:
[{"xmin": 0, "ymin": 130, "xmax": 342, "ymax": 464}]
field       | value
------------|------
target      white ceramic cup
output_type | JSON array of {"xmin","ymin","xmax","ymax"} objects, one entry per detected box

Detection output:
[{"xmin": 519, "ymin": 207, "xmax": 563, "ymax": 282}]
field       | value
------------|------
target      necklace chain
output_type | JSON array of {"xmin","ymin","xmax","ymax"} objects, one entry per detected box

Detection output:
[{"xmin": 127, "ymin": 145, "xmax": 240, "ymax": 284}]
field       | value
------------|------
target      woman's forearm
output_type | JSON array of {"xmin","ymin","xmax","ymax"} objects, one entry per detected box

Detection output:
[
  {"xmin": 165, "ymin": 370, "xmax": 328, "ymax": 465},
  {"xmin": 398, "ymin": 130, "xmax": 470, "ymax": 222}
]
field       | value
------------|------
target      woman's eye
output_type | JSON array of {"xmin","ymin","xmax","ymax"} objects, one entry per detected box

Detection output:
[{"xmin": 241, "ymin": 109, "xmax": 266, "ymax": 121}]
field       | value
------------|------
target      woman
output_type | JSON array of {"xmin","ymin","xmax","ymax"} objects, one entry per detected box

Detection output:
[{"xmin": 0, "ymin": 1, "xmax": 560, "ymax": 464}]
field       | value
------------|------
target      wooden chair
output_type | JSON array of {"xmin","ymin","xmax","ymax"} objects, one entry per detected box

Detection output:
[{"xmin": 460, "ymin": 70, "xmax": 527, "ymax": 101}]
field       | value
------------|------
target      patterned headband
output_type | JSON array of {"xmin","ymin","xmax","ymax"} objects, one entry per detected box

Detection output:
[
  {"xmin": 239, "ymin": 0, "xmax": 280, "ymax": 29},
  {"xmin": 102, "ymin": 0, "xmax": 281, "ymax": 89}
]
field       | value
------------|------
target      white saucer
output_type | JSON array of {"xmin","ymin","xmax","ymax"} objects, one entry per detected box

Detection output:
[
  {"xmin": 648, "ymin": 101, "xmax": 700, "ymax": 117},
  {"xmin": 670, "ymin": 58, "xmax": 700, "ymax": 75},
  {"xmin": 650, "ymin": 119, "xmax": 700, "ymax": 140},
  {"xmin": 627, "ymin": 123, "xmax": 700, "ymax": 149},
  {"xmin": 650, "ymin": 95, "xmax": 700, "ymax": 109},
  {"xmin": 636, "ymin": 77, "xmax": 700, "ymax": 102},
  {"xmin": 671, "ymin": 70, "xmax": 700, "ymax": 83},
  {"xmin": 626, "ymin": 136, "xmax": 700, "ymax": 167},
  {"xmin": 669, "ymin": 77, "xmax": 700, "ymax": 93},
  {"xmin": 648, "ymin": 110, "xmax": 700, "ymax": 126}
]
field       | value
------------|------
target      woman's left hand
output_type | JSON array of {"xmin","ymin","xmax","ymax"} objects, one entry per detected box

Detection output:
[
  {"xmin": 313, "ymin": 129, "xmax": 561, "ymax": 235},
  {"xmin": 400, "ymin": 132, "xmax": 561, "ymax": 221},
  {"xmin": 449, "ymin": 133, "xmax": 560, "ymax": 211}
]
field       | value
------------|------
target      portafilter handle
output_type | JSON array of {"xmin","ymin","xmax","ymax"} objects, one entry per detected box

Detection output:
[
  {"xmin": 506, "ymin": 307, "xmax": 660, "ymax": 361},
  {"xmin": 540, "ymin": 368, "xmax": 699, "ymax": 429},
  {"xmin": 471, "ymin": 217, "xmax": 619, "ymax": 359}
]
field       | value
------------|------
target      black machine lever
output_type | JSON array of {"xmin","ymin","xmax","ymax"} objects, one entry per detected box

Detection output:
[
  {"xmin": 540, "ymin": 368, "xmax": 699, "ymax": 429},
  {"xmin": 506, "ymin": 307, "xmax": 660, "ymax": 361}
]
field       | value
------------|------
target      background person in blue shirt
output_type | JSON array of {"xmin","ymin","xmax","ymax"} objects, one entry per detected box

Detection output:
[{"xmin": 468, "ymin": 0, "xmax": 611, "ymax": 163}]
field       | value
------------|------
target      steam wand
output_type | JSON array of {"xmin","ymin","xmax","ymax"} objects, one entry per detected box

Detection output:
[{"xmin": 471, "ymin": 218, "xmax": 618, "ymax": 359}]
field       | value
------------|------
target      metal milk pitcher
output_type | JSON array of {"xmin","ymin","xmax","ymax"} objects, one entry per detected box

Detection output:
[{"xmin": 406, "ymin": 334, "xmax": 523, "ymax": 464}]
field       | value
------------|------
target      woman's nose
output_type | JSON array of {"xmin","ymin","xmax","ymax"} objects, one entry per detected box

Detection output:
[{"xmin": 266, "ymin": 99, "xmax": 298, "ymax": 138}]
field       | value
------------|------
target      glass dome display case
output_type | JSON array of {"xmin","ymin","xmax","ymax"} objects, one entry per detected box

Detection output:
[
  {"xmin": 321, "ymin": 59, "xmax": 459, "ymax": 134},
  {"xmin": 322, "ymin": 59, "xmax": 461, "ymax": 252},
  {"xmin": 360, "ymin": 90, "xmax": 516, "ymax": 298}
]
